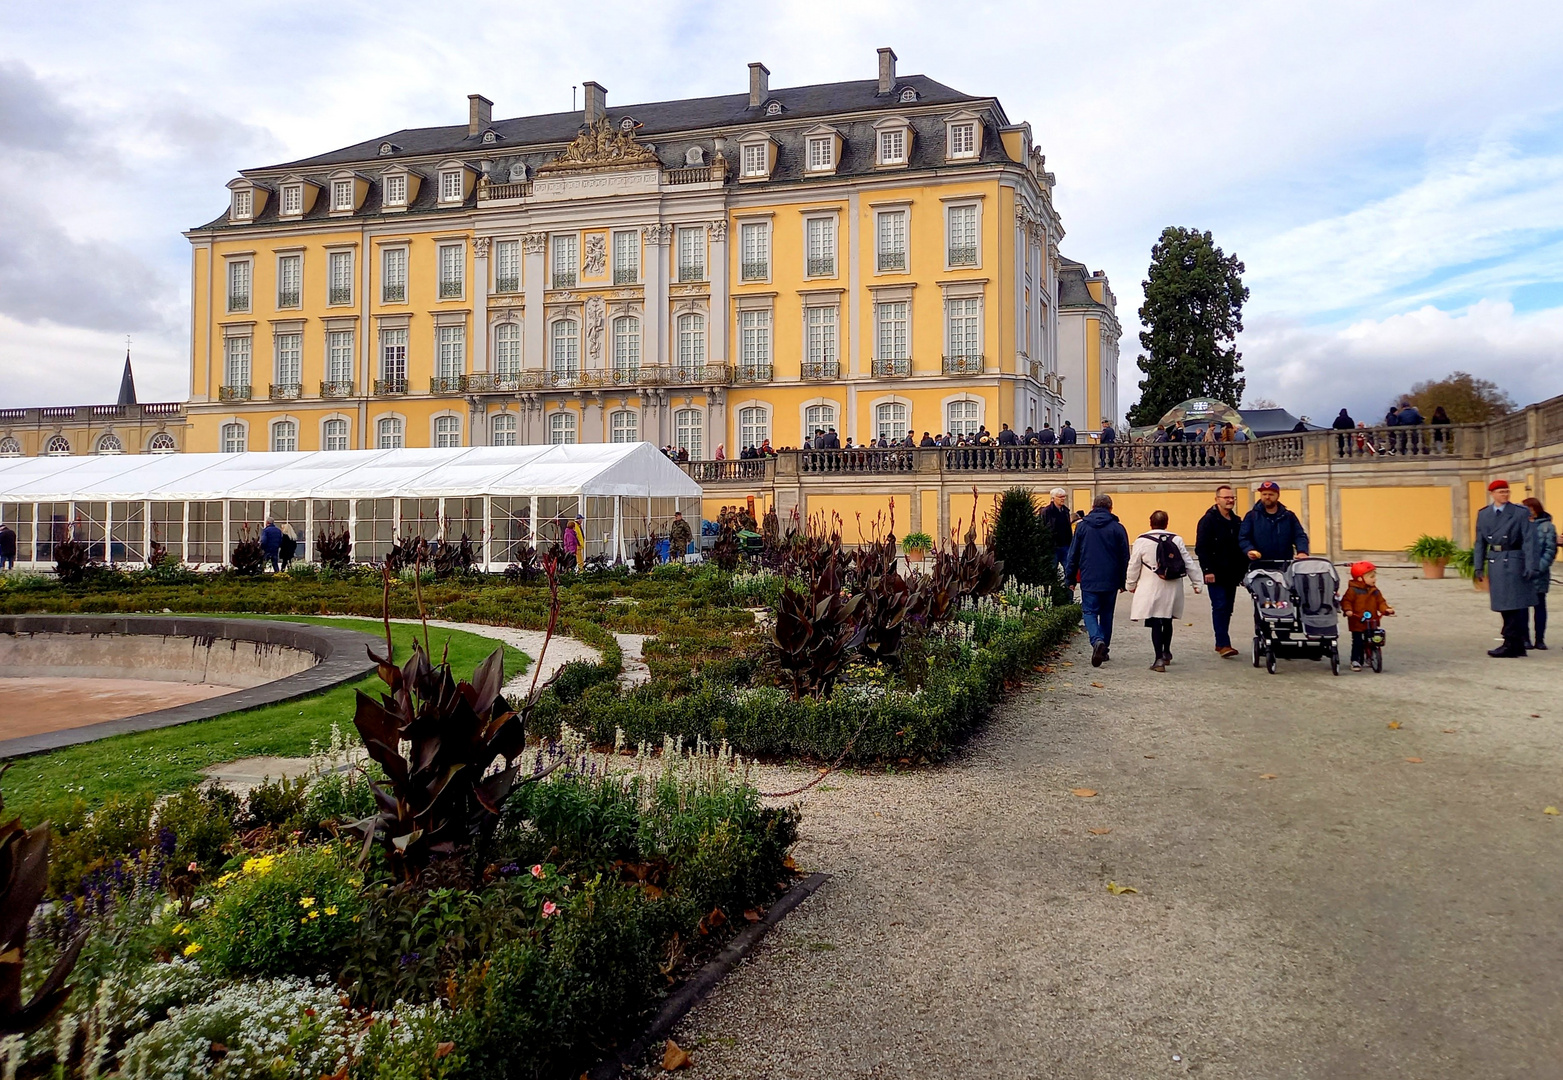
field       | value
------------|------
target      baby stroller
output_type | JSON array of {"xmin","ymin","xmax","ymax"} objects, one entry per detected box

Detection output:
[{"xmin": 1244, "ymin": 556, "xmax": 1343, "ymax": 675}]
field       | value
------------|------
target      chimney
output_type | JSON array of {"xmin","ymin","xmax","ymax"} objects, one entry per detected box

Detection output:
[
  {"xmin": 877, "ymin": 47, "xmax": 897, "ymax": 95},
  {"xmin": 583, "ymin": 81, "xmax": 607, "ymax": 125},
  {"xmin": 468, "ymin": 94, "xmax": 492, "ymax": 136},
  {"xmin": 748, "ymin": 62, "xmax": 770, "ymax": 107}
]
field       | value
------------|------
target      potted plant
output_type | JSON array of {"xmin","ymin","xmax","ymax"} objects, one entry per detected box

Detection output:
[
  {"xmin": 901, "ymin": 531, "xmax": 933, "ymax": 563},
  {"xmin": 1405, "ymin": 535, "xmax": 1459, "ymax": 578},
  {"xmin": 1450, "ymin": 545, "xmax": 1486, "ymax": 590}
]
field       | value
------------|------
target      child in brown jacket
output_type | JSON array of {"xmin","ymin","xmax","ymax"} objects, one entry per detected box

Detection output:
[{"xmin": 1341, "ymin": 561, "xmax": 1395, "ymax": 670}]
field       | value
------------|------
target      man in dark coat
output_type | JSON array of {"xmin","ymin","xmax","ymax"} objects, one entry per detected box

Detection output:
[
  {"xmin": 1040, "ymin": 487, "xmax": 1073, "ymax": 570},
  {"xmin": 1239, "ymin": 481, "xmax": 1309, "ymax": 564},
  {"xmin": 0, "ymin": 523, "xmax": 16, "ymax": 569},
  {"xmin": 1195, "ymin": 484, "xmax": 1246, "ymax": 657},
  {"xmin": 1064, "ymin": 494, "xmax": 1130, "ymax": 668},
  {"xmin": 259, "ymin": 518, "xmax": 284, "ymax": 572},
  {"xmin": 1059, "ymin": 421, "xmax": 1078, "ymax": 444},
  {"xmin": 1474, "ymin": 478, "xmax": 1540, "ymax": 657}
]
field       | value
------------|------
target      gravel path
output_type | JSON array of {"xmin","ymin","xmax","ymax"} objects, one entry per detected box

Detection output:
[{"xmin": 666, "ymin": 570, "xmax": 1563, "ymax": 1079}]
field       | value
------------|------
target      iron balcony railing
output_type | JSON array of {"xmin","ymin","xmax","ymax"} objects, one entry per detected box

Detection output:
[
  {"xmin": 277, "ymin": 290, "xmax": 301, "ymax": 308},
  {"xmin": 552, "ymin": 271, "xmax": 576, "ymax": 289},
  {"xmin": 741, "ymin": 261, "xmax": 769, "ymax": 281},
  {"xmin": 877, "ymin": 251, "xmax": 907, "ymax": 272},
  {"xmin": 319, "ymin": 380, "xmax": 355, "ymax": 398},
  {"xmin": 547, "ymin": 368, "xmax": 581, "ymax": 389},
  {"xmin": 614, "ymin": 267, "xmax": 639, "ymax": 285},
  {"xmin": 439, "ymin": 279, "xmax": 464, "ymax": 299},
  {"xmin": 609, "ymin": 365, "xmax": 641, "ymax": 385},
  {"xmin": 733, "ymin": 363, "xmax": 773, "ymax": 385},
  {"xmin": 665, "ymin": 363, "xmax": 732, "ymax": 386},
  {"xmin": 493, "ymin": 276, "xmax": 519, "ymax": 294},
  {"xmin": 942, "ymin": 354, "xmax": 985, "ymax": 375},
  {"xmin": 227, "ymin": 293, "xmax": 250, "ymax": 312},
  {"xmin": 802, "ymin": 360, "xmax": 841, "ymax": 380},
  {"xmin": 218, "ymin": 384, "xmax": 251, "ymax": 402},
  {"xmin": 947, "ymin": 246, "xmax": 978, "ymax": 266},
  {"xmin": 269, "ymin": 383, "xmax": 303, "ymax": 400},
  {"xmin": 374, "ymin": 378, "xmax": 408, "ymax": 396},
  {"xmin": 430, "ymin": 375, "xmax": 465, "ymax": 394},
  {"xmin": 806, "ymin": 256, "xmax": 836, "ymax": 277},
  {"xmin": 329, "ymin": 286, "xmax": 353, "ymax": 305},
  {"xmin": 678, "ymin": 263, "xmax": 706, "ymax": 283},
  {"xmin": 872, "ymin": 357, "xmax": 911, "ymax": 377},
  {"xmin": 381, "ymin": 284, "xmax": 406, "ymax": 303}
]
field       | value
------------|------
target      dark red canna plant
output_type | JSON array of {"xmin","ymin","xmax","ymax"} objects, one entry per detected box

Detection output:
[
  {"xmin": 0, "ymin": 775, "xmax": 85, "ymax": 1037},
  {"xmin": 771, "ymin": 562, "xmax": 865, "ymax": 700}
]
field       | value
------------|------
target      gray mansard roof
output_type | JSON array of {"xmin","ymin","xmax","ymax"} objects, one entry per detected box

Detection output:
[
  {"xmin": 1057, "ymin": 256, "xmax": 1114, "ymax": 313},
  {"xmin": 196, "ymin": 75, "xmax": 1018, "ymax": 232}
]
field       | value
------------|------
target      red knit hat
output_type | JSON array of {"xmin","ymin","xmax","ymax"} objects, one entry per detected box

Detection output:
[
  {"xmin": 1350, "ymin": 561, "xmax": 1376, "ymax": 579},
  {"xmin": 1488, "ymin": 479, "xmax": 1509, "ymax": 491}
]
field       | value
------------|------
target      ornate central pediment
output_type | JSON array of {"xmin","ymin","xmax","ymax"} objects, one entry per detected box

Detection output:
[{"xmin": 537, "ymin": 118, "xmax": 660, "ymax": 174}]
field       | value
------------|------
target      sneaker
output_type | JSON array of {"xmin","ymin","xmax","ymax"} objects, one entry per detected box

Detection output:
[
  {"xmin": 1150, "ymin": 661, "xmax": 1166, "ymax": 672},
  {"xmin": 1350, "ymin": 661, "xmax": 1362, "ymax": 671},
  {"xmin": 1217, "ymin": 646, "xmax": 1240, "ymax": 658},
  {"xmin": 1091, "ymin": 641, "xmax": 1107, "ymax": 667}
]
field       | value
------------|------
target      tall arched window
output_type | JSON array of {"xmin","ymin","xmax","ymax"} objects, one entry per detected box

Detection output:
[
  {"xmin": 874, "ymin": 402, "xmax": 909, "ymax": 443},
  {"xmin": 434, "ymin": 415, "xmax": 462, "ymax": 448},
  {"xmin": 323, "ymin": 418, "xmax": 349, "ymax": 451},
  {"xmin": 491, "ymin": 413, "xmax": 517, "ymax": 446},
  {"xmin": 551, "ymin": 320, "xmax": 579, "ymax": 377},
  {"xmin": 95, "ymin": 433, "xmax": 123, "ymax": 455},
  {"xmin": 220, "ymin": 424, "xmax": 246, "ymax": 453},
  {"xmin": 609, "ymin": 410, "xmax": 638, "ymax": 443},
  {"xmin": 0, "ymin": 437, "xmax": 21, "ymax": 457},
  {"xmin": 738, "ymin": 406, "xmax": 769, "ymax": 450},
  {"xmin": 271, "ymin": 420, "xmax": 297, "ymax": 452},
  {"xmin": 675, "ymin": 313, "xmax": 705, "ymax": 376},
  {"xmin": 548, "ymin": 411, "xmax": 577, "ymax": 445},
  {"xmin": 148, "ymin": 432, "xmax": 177, "ymax": 453},
  {"xmin": 493, "ymin": 322, "xmax": 521, "ymax": 377},
  {"xmin": 947, "ymin": 400, "xmax": 980, "ymax": 437},
  {"xmin": 377, "ymin": 416, "xmax": 404, "ymax": 448},
  {"xmin": 674, "ymin": 408, "xmax": 703, "ymax": 460},
  {"xmin": 803, "ymin": 404, "xmax": 837, "ymax": 440},
  {"xmin": 611, "ymin": 316, "xmax": 640, "ymax": 380}
]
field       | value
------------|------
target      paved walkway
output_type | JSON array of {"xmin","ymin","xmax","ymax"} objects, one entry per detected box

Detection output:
[{"xmin": 669, "ymin": 570, "xmax": 1563, "ymax": 1079}]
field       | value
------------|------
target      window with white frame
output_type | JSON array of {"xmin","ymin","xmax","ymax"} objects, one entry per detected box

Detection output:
[
  {"xmin": 741, "ymin": 142, "xmax": 767, "ymax": 177},
  {"xmin": 610, "ymin": 410, "xmax": 638, "ymax": 443},
  {"xmin": 380, "ymin": 328, "xmax": 407, "ymax": 386},
  {"xmin": 494, "ymin": 240, "xmax": 520, "ymax": 292},
  {"xmin": 326, "ymin": 329, "xmax": 354, "ymax": 385},
  {"xmin": 740, "ymin": 221, "xmax": 769, "ymax": 281},
  {"xmin": 328, "ymin": 250, "xmax": 353, "ymax": 305},
  {"xmin": 384, "ymin": 173, "xmax": 407, "ymax": 207},
  {"xmin": 947, "ymin": 204, "xmax": 978, "ymax": 266},
  {"xmin": 805, "ymin": 306, "xmax": 838, "ymax": 368},
  {"xmin": 231, "ymin": 188, "xmax": 252, "ymax": 218},
  {"xmin": 804, "ymin": 403, "xmax": 837, "ymax": 437},
  {"xmin": 439, "ymin": 169, "xmax": 463, "ymax": 203},
  {"xmin": 739, "ymin": 309, "xmax": 771, "ymax": 374},
  {"xmin": 377, "ymin": 416, "xmax": 404, "ymax": 448},
  {"xmin": 674, "ymin": 408, "xmax": 703, "ymax": 460},
  {"xmin": 224, "ymin": 335, "xmax": 251, "ymax": 389},
  {"xmin": 548, "ymin": 411, "xmax": 577, "ymax": 445},
  {"xmin": 875, "ymin": 402, "xmax": 909, "ymax": 442},
  {"xmin": 876, "ymin": 210, "xmax": 907, "ymax": 272},
  {"xmin": 948, "ymin": 122, "xmax": 977, "ymax": 158},
  {"xmin": 946, "ymin": 297, "xmax": 981, "ymax": 359},
  {"xmin": 612, "ymin": 231, "xmax": 639, "ymax": 284},
  {"xmin": 611, "ymin": 316, "xmax": 640, "ymax": 378},
  {"xmin": 491, "ymin": 413, "xmax": 517, "ymax": 446},
  {"xmin": 281, "ymin": 184, "xmax": 303, "ymax": 216},
  {"xmin": 434, "ymin": 415, "xmax": 461, "ymax": 448},
  {"xmin": 332, "ymin": 179, "xmax": 354, "ymax": 211},
  {"xmin": 438, "ymin": 244, "xmax": 464, "ymax": 299},
  {"xmin": 323, "ymin": 418, "xmax": 349, "ymax": 451},
  {"xmin": 551, "ymin": 320, "xmax": 579, "ymax": 375},
  {"xmin": 272, "ymin": 420, "xmax": 298, "ymax": 452},
  {"xmin": 878, "ymin": 128, "xmax": 907, "ymax": 166},
  {"xmin": 277, "ymin": 254, "xmax": 302, "ymax": 307},
  {"xmin": 675, "ymin": 313, "xmax": 706, "ymax": 373},
  {"xmin": 220, "ymin": 423, "xmax": 246, "ymax": 453},
  {"xmin": 45, "ymin": 435, "xmax": 72, "ymax": 455},
  {"xmin": 805, "ymin": 216, "xmax": 835, "ymax": 277},
  {"xmin": 552, "ymin": 234, "xmax": 577, "ymax": 287},
  {"xmin": 381, "ymin": 247, "xmax": 407, "ymax": 303},
  {"xmin": 275, "ymin": 332, "xmax": 302, "ymax": 387},
  {"xmin": 676, "ymin": 227, "xmax": 705, "ymax": 282},
  {"xmin": 0, "ymin": 437, "xmax": 20, "ymax": 456},
  {"xmin": 436, "ymin": 325, "xmax": 465, "ymax": 380},
  {"xmin": 875, "ymin": 301, "xmax": 909, "ymax": 361},
  {"xmin": 947, "ymin": 400, "xmax": 980, "ymax": 436},
  {"xmin": 806, "ymin": 136, "xmax": 833, "ymax": 172},
  {"xmin": 738, "ymin": 406, "xmax": 769, "ymax": 449},
  {"xmin": 227, "ymin": 260, "xmax": 250, "ymax": 312},
  {"xmin": 493, "ymin": 322, "xmax": 521, "ymax": 376},
  {"xmin": 96, "ymin": 433, "xmax": 123, "ymax": 455}
]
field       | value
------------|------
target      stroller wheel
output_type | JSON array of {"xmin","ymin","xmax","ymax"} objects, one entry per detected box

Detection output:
[
  {"xmin": 1265, "ymin": 646, "xmax": 1277, "ymax": 675},
  {"xmin": 1330, "ymin": 648, "xmax": 1340, "ymax": 676},
  {"xmin": 1252, "ymin": 636, "xmax": 1263, "ymax": 668},
  {"xmin": 1370, "ymin": 646, "xmax": 1383, "ymax": 673}
]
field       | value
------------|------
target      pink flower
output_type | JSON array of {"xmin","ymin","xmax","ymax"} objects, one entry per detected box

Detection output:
[
  {"xmin": 542, "ymin": 901, "xmax": 558, "ymax": 918},
  {"xmin": 530, "ymin": 864, "xmax": 544, "ymax": 879},
  {"xmin": 187, "ymin": 861, "xmax": 200, "ymax": 873}
]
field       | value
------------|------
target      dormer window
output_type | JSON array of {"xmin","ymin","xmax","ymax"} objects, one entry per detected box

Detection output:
[
  {"xmin": 225, "ymin": 178, "xmax": 266, "ymax": 222},
  {"xmin": 232, "ymin": 188, "xmax": 252, "ymax": 219},
  {"xmin": 440, "ymin": 169, "xmax": 464, "ymax": 203},
  {"xmin": 281, "ymin": 184, "xmax": 303, "ymax": 216},
  {"xmin": 899, "ymin": 87, "xmax": 919, "ymax": 104},
  {"xmin": 332, "ymin": 179, "xmax": 354, "ymax": 211},
  {"xmin": 379, "ymin": 142, "xmax": 398, "ymax": 156},
  {"xmin": 481, "ymin": 129, "xmax": 499, "ymax": 144},
  {"xmin": 742, "ymin": 143, "xmax": 766, "ymax": 177},
  {"xmin": 384, "ymin": 173, "xmax": 406, "ymax": 206},
  {"xmin": 878, "ymin": 128, "xmax": 906, "ymax": 166},
  {"xmin": 944, "ymin": 112, "xmax": 985, "ymax": 163},
  {"xmin": 764, "ymin": 100, "xmax": 784, "ymax": 116}
]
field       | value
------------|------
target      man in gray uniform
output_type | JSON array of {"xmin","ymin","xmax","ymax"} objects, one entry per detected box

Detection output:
[{"xmin": 1474, "ymin": 478, "xmax": 1540, "ymax": 657}]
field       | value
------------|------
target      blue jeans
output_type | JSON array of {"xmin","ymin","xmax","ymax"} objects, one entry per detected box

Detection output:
[
  {"xmin": 1081, "ymin": 590, "xmax": 1117, "ymax": 648},
  {"xmin": 1208, "ymin": 583, "xmax": 1236, "ymax": 649}
]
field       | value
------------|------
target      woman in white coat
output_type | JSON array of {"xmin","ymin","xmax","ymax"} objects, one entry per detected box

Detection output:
[{"xmin": 1126, "ymin": 510, "xmax": 1203, "ymax": 672}]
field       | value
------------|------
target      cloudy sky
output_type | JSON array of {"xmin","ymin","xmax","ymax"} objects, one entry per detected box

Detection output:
[{"xmin": 2, "ymin": 0, "xmax": 1561, "ymax": 420}]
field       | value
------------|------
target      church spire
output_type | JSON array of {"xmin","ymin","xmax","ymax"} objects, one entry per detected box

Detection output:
[{"xmin": 117, "ymin": 349, "xmax": 138, "ymax": 406}]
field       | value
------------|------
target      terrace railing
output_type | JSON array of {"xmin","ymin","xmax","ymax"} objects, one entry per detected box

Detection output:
[
  {"xmin": 798, "ymin": 448, "xmax": 918, "ymax": 475},
  {"xmin": 686, "ymin": 459, "xmax": 772, "ymax": 483}
]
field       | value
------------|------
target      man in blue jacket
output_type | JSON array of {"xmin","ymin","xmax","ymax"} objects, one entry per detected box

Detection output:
[
  {"xmin": 259, "ymin": 518, "xmax": 284, "ymax": 572},
  {"xmin": 1239, "ymin": 481, "xmax": 1309, "ymax": 565},
  {"xmin": 1065, "ymin": 494, "xmax": 1131, "ymax": 667}
]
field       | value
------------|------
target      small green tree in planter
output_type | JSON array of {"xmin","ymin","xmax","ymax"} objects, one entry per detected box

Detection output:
[
  {"xmin": 989, "ymin": 488, "xmax": 1050, "ymax": 586},
  {"xmin": 901, "ymin": 531, "xmax": 933, "ymax": 563},
  {"xmin": 1405, "ymin": 534, "xmax": 1460, "ymax": 579}
]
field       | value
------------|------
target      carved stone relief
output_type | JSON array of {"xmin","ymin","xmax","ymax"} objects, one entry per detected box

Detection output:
[
  {"xmin": 642, "ymin": 223, "xmax": 673, "ymax": 246},
  {"xmin": 473, "ymin": 237, "xmax": 491, "ymax": 258},
  {"xmin": 521, "ymin": 232, "xmax": 548, "ymax": 255},
  {"xmin": 706, "ymin": 219, "xmax": 728, "ymax": 243},
  {"xmin": 583, "ymin": 233, "xmax": 607, "ymax": 276},
  {"xmin": 584, "ymin": 295, "xmax": 606, "ymax": 366}
]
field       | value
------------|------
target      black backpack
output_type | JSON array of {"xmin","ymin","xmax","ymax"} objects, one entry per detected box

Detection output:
[{"xmin": 1140, "ymin": 532, "xmax": 1186, "ymax": 580}]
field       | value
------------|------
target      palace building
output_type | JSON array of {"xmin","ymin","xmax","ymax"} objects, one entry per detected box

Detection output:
[{"xmin": 185, "ymin": 50, "xmax": 1119, "ymax": 456}]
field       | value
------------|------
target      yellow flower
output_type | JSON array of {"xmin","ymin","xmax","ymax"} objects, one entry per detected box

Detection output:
[
  {"xmin": 299, "ymin": 896, "xmax": 316, "ymax": 909},
  {"xmin": 182, "ymin": 943, "xmax": 202, "ymax": 957},
  {"xmin": 324, "ymin": 906, "xmax": 338, "ymax": 916},
  {"xmin": 172, "ymin": 922, "xmax": 187, "ymax": 936},
  {"xmin": 241, "ymin": 854, "xmax": 278, "ymax": 877}
]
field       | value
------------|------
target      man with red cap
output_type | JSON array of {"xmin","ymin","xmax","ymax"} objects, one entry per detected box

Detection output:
[{"xmin": 1474, "ymin": 479, "xmax": 1541, "ymax": 657}]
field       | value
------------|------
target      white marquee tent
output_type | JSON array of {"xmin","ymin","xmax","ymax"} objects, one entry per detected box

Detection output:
[{"xmin": 0, "ymin": 443, "xmax": 702, "ymax": 567}]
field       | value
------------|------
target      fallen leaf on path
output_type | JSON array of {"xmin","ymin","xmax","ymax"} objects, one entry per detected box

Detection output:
[
  {"xmin": 1071, "ymin": 788, "xmax": 1098, "ymax": 798},
  {"xmin": 1259, "ymin": 773, "xmax": 1279, "ymax": 780},
  {"xmin": 1088, "ymin": 827, "xmax": 1114, "ymax": 835},
  {"xmin": 783, "ymin": 856, "xmax": 798, "ymax": 871},
  {"xmin": 1544, "ymin": 807, "xmax": 1559, "ymax": 816},
  {"xmin": 1387, "ymin": 721, "xmax": 1401, "ymax": 730},
  {"xmin": 743, "ymin": 908, "xmax": 763, "ymax": 922},
  {"xmin": 1062, "ymin": 661, "xmax": 1074, "ymax": 666},
  {"xmin": 1443, "ymin": 729, "xmax": 1457, "ymax": 734},
  {"xmin": 1531, "ymin": 713, "xmax": 1542, "ymax": 718},
  {"xmin": 1106, "ymin": 881, "xmax": 1139, "ymax": 895},
  {"xmin": 662, "ymin": 1040, "xmax": 691, "ymax": 1071},
  {"xmin": 1091, "ymin": 681, "xmax": 1105, "ymax": 688},
  {"xmin": 1144, "ymin": 754, "xmax": 1157, "ymax": 759},
  {"xmin": 1405, "ymin": 757, "xmax": 1423, "ymax": 764}
]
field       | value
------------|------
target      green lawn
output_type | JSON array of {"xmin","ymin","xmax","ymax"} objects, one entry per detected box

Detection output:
[{"xmin": 2, "ymin": 616, "xmax": 528, "ymax": 826}]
